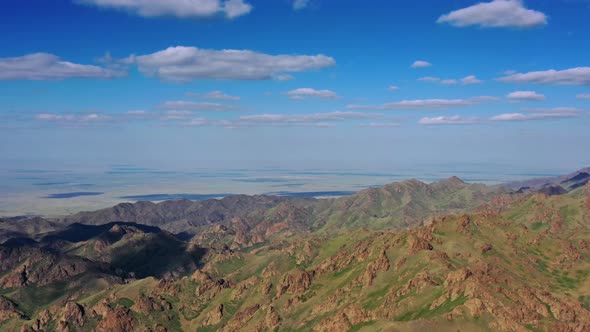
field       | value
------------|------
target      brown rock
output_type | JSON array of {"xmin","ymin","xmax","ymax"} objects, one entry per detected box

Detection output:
[
  {"xmin": 204, "ymin": 304, "xmax": 224, "ymax": 326},
  {"xmin": 57, "ymin": 302, "xmax": 85, "ymax": 330},
  {"xmin": 444, "ymin": 268, "xmax": 472, "ymax": 286},
  {"xmin": 407, "ymin": 235, "xmax": 433, "ymax": 254},
  {"xmin": 95, "ymin": 307, "xmax": 136, "ymax": 332},
  {"xmin": 480, "ymin": 243, "xmax": 493, "ymax": 254},
  {"xmin": 277, "ymin": 270, "xmax": 314, "ymax": 296},
  {"xmin": 0, "ymin": 295, "xmax": 28, "ymax": 322}
]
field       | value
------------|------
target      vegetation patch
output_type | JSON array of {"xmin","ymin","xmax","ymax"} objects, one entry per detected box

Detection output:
[{"xmin": 395, "ymin": 294, "xmax": 467, "ymax": 321}]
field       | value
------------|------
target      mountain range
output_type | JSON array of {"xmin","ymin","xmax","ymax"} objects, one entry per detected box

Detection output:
[{"xmin": 1, "ymin": 169, "xmax": 589, "ymax": 331}]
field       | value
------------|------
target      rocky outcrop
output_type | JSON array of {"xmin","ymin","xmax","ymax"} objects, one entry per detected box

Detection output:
[
  {"xmin": 0, "ymin": 296, "xmax": 27, "ymax": 322},
  {"xmin": 407, "ymin": 235, "xmax": 434, "ymax": 254},
  {"xmin": 220, "ymin": 304, "xmax": 260, "ymax": 332},
  {"xmin": 95, "ymin": 307, "xmax": 136, "ymax": 332},
  {"xmin": 277, "ymin": 270, "xmax": 315, "ymax": 296},
  {"xmin": 56, "ymin": 302, "xmax": 85, "ymax": 331},
  {"xmin": 203, "ymin": 304, "xmax": 224, "ymax": 326},
  {"xmin": 359, "ymin": 250, "xmax": 390, "ymax": 286}
]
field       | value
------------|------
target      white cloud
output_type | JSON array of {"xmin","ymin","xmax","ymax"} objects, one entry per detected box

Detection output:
[
  {"xmin": 76, "ymin": 0, "xmax": 252, "ymax": 19},
  {"xmin": 499, "ymin": 67, "xmax": 590, "ymax": 85},
  {"xmin": 461, "ymin": 75, "xmax": 483, "ymax": 85},
  {"xmin": 35, "ymin": 112, "xmax": 112, "ymax": 126},
  {"xmin": 184, "ymin": 118, "xmax": 210, "ymax": 126},
  {"xmin": 123, "ymin": 46, "xmax": 335, "ymax": 82},
  {"xmin": 418, "ymin": 76, "xmax": 441, "ymax": 83},
  {"xmin": 578, "ymin": 93, "xmax": 590, "ymax": 99},
  {"xmin": 275, "ymin": 74, "xmax": 295, "ymax": 81},
  {"xmin": 166, "ymin": 110, "xmax": 193, "ymax": 116},
  {"xmin": 419, "ymin": 115, "xmax": 480, "ymax": 125},
  {"xmin": 419, "ymin": 75, "xmax": 482, "ymax": 85},
  {"xmin": 180, "ymin": 111, "xmax": 381, "ymax": 128},
  {"xmin": 411, "ymin": 60, "xmax": 432, "ymax": 68},
  {"xmin": 293, "ymin": 0, "xmax": 310, "ymax": 10},
  {"xmin": 359, "ymin": 122, "xmax": 401, "ymax": 128},
  {"xmin": 239, "ymin": 111, "xmax": 379, "ymax": 123},
  {"xmin": 222, "ymin": 0, "xmax": 253, "ymax": 18},
  {"xmin": 187, "ymin": 90, "xmax": 240, "ymax": 101},
  {"xmin": 441, "ymin": 79, "xmax": 459, "ymax": 85},
  {"xmin": 347, "ymin": 96, "xmax": 496, "ymax": 111},
  {"xmin": 127, "ymin": 110, "xmax": 147, "ymax": 115},
  {"xmin": 506, "ymin": 90, "xmax": 545, "ymax": 101},
  {"xmin": 0, "ymin": 53, "xmax": 125, "ymax": 80},
  {"xmin": 437, "ymin": 0, "xmax": 547, "ymax": 28},
  {"xmin": 287, "ymin": 88, "xmax": 338, "ymax": 100},
  {"xmin": 388, "ymin": 86, "xmax": 400, "ymax": 91},
  {"xmin": 158, "ymin": 101, "xmax": 240, "ymax": 111},
  {"xmin": 491, "ymin": 108, "xmax": 580, "ymax": 121}
]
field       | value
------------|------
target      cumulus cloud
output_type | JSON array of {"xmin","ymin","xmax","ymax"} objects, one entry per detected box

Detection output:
[
  {"xmin": 122, "ymin": 46, "xmax": 335, "ymax": 82},
  {"xmin": 419, "ymin": 115, "xmax": 481, "ymax": 125},
  {"xmin": 347, "ymin": 96, "xmax": 496, "ymax": 111},
  {"xmin": 35, "ymin": 112, "xmax": 112, "ymax": 126},
  {"xmin": 419, "ymin": 75, "xmax": 482, "ymax": 85},
  {"xmin": 578, "ymin": 93, "xmax": 590, "ymax": 99},
  {"xmin": 275, "ymin": 74, "xmax": 295, "ymax": 81},
  {"xmin": 158, "ymin": 100, "xmax": 240, "ymax": 111},
  {"xmin": 499, "ymin": 67, "xmax": 590, "ymax": 85},
  {"xmin": 293, "ymin": 0, "xmax": 310, "ymax": 10},
  {"xmin": 461, "ymin": 75, "xmax": 483, "ymax": 85},
  {"xmin": 418, "ymin": 76, "xmax": 441, "ymax": 83},
  {"xmin": 76, "ymin": 0, "xmax": 252, "ymax": 19},
  {"xmin": 507, "ymin": 90, "xmax": 545, "ymax": 101},
  {"xmin": 0, "ymin": 53, "xmax": 125, "ymax": 80},
  {"xmin": 181, "ymin": 111, "xmax": 382, "ymax": 128},
  {"xmin": 491, "ymin": 107, "xmax": 580, "ymax": 121},
  {"xmin": 187, "ymin": 90, "xmax": 240, "ymax": 101},
  {"xmin": 388, "ymin": 86, "xmax": 400, "ymax": 91},
  {"xmin": 441, "ymin": 79, "xmax": 459, "ymax": 85},
  {"xmin": 411, "ymin": 60, "xmax": 432, "ymax": 68},
  {"xmin": 287, "ymin": 88, "xmax": 338, "ymax": 100},
  {"xmin": 239, "ymin": 111, "xmax": 379, "ymax": 123},
  {"xmin": 31, "ymin": 109, "xmax": 386, "ymax": 129},
  {"xmin": 437, "ymin": 0, "xmax": 547, "ymax": 28},
  {"xmin": 359, "ymin": 122, "xmax": 401, "ymax": 128}
]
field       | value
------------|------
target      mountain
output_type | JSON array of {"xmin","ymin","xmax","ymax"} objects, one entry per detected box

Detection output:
[
  {"xmin": 313, "ymin": 176, "xmax": 502, "ymax": 232},
  {"xmin": 1, "ymin": 181, "xmax": 588, "ymax": 331},
  {"xmin": 60, "ymin": 195, "xmax": 317, "ymax": 239},
  {"xmin": 1, "ymin": 173, "xmax": 589, "ymax": 331},
  {"xmin": 506, "ymin": 167, "xmax": 590, "ymax": 193},
  {"xmin": 0, "ymin": 217, "xmax": 59, "ymax": 244}
]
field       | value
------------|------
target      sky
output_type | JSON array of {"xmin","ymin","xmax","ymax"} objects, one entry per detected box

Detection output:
[{"xmin": 1, "ymin": 0, "xmax": 590, "ymax": 173}]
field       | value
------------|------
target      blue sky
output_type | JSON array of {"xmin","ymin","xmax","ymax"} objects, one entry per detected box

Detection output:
[{"xmin": 1, "ymin": 0, "xmax": 590, "ymax": 173}]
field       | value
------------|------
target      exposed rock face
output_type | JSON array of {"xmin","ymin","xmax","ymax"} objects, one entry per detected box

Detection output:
[
  {"xmin": 133, "ymin": 295, "xmax": 167, "ymax": 314},
  {"xmin": 360, "ymin": 250, "xmax": 390, "ymax": 286},
  {"xmin": 220, "ymin": 304, "xmax": 260, "ymax": 332},
  {"xmin": 204, "ymin": 304, "xmax": 224, "ymax": 326},
  {"xmin": 277, "ymin": 270, "xmax": 315, "ymax": 296},
  {"xmin": 255, "ymin": 305, "xmax": 280, "ymax": 331},
  {"xmin": 57, "ymin": 302, "xmax": 85, "ymax": 331},
  {"xmin": 0, "ymin": 296, "xmax": 27, "ymax": 322},
  {"xmin": 0, "ymin": 246, "xmax": 95, "ymax": 288},
  {"xmin": 95, "ymin": 307, "xmax": 136, "ymax": 332},
  {"xmin": 407, "ymin": 234, "xmax": 434, "ymax": 254},
  {"xmin": 444, "ymin": 268, "xmax": 472, "ymax": 286}
]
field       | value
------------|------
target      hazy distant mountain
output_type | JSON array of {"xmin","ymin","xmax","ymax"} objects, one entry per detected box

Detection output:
[{"xmin": 506, "ymin": 167, "xmax": 590, "ymax": 193}]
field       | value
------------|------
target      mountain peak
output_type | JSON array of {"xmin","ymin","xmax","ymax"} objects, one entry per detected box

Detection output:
[{"xmin": 438, "ymin": 176, "xmax": 466, "ymax": 186}]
